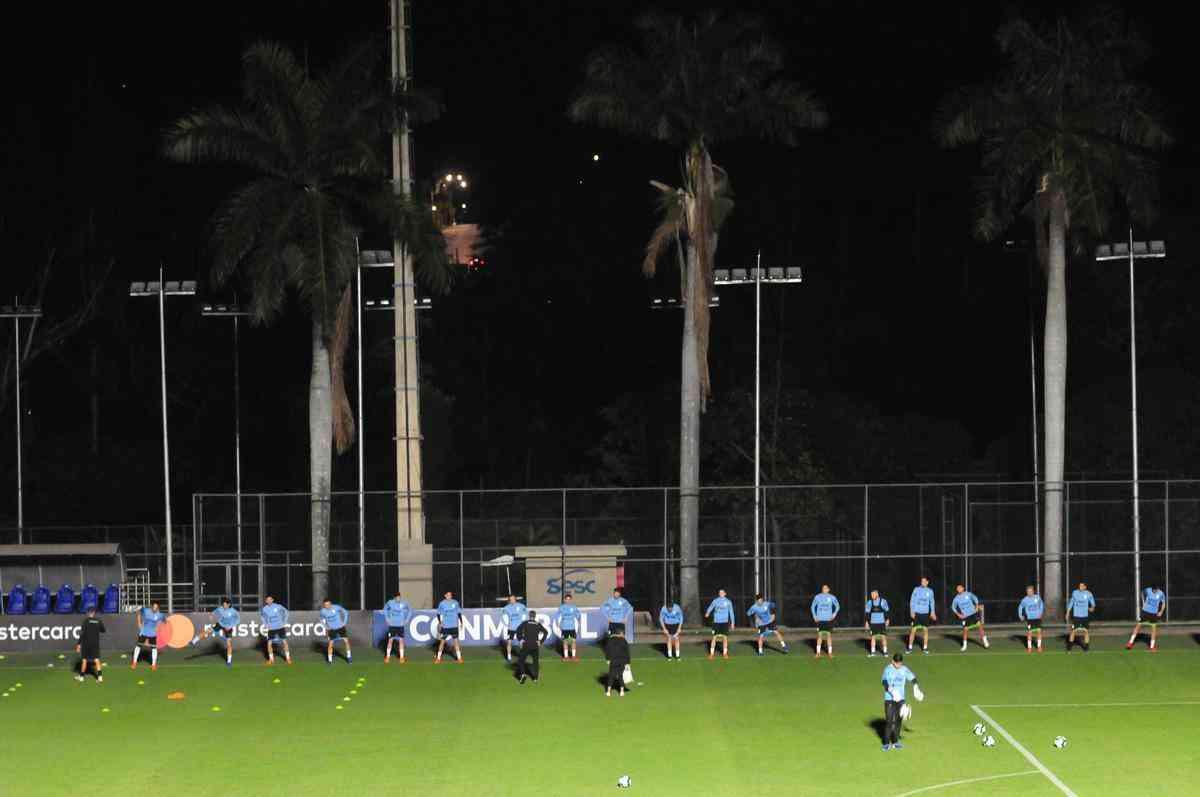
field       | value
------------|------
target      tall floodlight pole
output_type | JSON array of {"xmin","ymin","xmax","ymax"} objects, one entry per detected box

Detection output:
[
  {"xmin": 713, "ymin": 263, "xmax": 803, "ymax": 595},
  {"xmin": 1095, "ymin": 235, "xmax": 1166, "ymax": 616},
  {"xmin": 1, "ymin": 302, "xmax": 42, "ymax": 543},
  {"xmin": 200, "ymin": 303, "xmax": 251, "ymax": 603},
  {"xmin": 130, "ymin": 273, "xmax": 196, "ymax": 612}
]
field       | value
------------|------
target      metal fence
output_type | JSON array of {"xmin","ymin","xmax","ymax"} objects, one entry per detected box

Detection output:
[{"xmin": 3, "ymin": 480, "xmax": 1198, "ymax": 622}]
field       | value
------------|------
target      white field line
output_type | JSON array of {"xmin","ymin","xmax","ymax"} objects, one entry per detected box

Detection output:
[
  {"xmin": 893, "ymin": 770, "xmax": 1038, "ymax": 797},
  {"xmin": 971, "ymin": 705, "xmax": 1077, "ymax": 797},
  {"xmin": 976, "ymin": 701, "xmax": 1200, "ymax": 708}
]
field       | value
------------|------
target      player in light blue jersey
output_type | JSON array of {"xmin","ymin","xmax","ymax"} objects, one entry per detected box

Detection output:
[
  {"xmin": 601, "ymin": 589, "xmax": 633, "ymax": 635},
  {"xmin": 704, "ymin": 589, "xmax": 736, "ymax": 659},
  {"xmin": 556, "ymin": 593, "xmax": 583, "ymax": 661},
  {"xmin": 881, "ymin": 653, "xmax": 922, "ymax": 751},
  {"xmin": 906, "ymin": 577, "xmax": 937, "ymax": 654},
  {"xmin": 951, "ymin": 585, "xmax": 989, "ymax": 652},
  {"xmin": 1127, "ymin": 586, "xmax": 1166, "ymax": 651},
  {"xmin": 811, "ymin": 585, "xmax": 840, "ymax": 658},
  {"xmin": 131, "ymin": 601, "xmax": 166, "ymax": 670},
  {"xmin": 747, "ymin": 594, "xmax": 789, "ymax": 656},
  {"xmin": 383, "ymin": 591, "xmax": 412, "ymax": 663},
  {"xmin": 501, "ymin": 594, "xmax": 528, "ymax": 662},
  {"xmin": 864, "ymin": 590, "xmax": 890, "ymax": 657},
  {"xmin": 190, "ymin": 597, "xmax": 240, "ymax": 666},
  {"xmin": 1066, "ymin": 581, "xmax": 1095, "ymax": 653},
  {"xmin": 659, "ymin": 598, "xmax": 684, "ymax": 660},
  {"xmin": 320, "ymin": 599, "xmax": 352, "ymax": 664},
  {"xmin": 1018, "ymin": 585, "xmax": 1045, "ymax": 653},
  {"xmin": 260, "ymin": 595, "xmax": 292, "ymax": 664},
  {"xmin": 435, "ymin": 590, "xmax": 464, "ymax": 663}
]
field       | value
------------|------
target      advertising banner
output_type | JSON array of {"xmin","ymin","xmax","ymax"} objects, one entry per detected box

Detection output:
[{"xmin": 370, "ymin": 607, "xmax": 629, "ymax": 648}]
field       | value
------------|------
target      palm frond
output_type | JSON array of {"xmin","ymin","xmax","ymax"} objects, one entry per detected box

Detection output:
[{"xmin": 162, "ymin": 107, "xmax": 287, "ymax": 177}]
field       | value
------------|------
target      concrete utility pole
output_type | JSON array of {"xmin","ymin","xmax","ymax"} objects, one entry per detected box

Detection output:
[{"xmin": 390, "ymin": 0, "xmax": 432, "ymax": 606}]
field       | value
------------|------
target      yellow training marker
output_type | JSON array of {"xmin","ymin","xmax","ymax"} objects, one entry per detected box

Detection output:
[
  {"xmin": 211, "ymin": 706, "xmax": 221, "ymax": 712},
  {"xmin": 336, "ymin": 705, "xmax": 344, "ymax": 710}
]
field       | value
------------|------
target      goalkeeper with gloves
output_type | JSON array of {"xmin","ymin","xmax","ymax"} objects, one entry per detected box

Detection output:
[{"xmin": 881, "ymin": 653, "xmax": 922, "ymax": 752}]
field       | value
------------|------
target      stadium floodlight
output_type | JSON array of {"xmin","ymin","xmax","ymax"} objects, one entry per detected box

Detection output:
[
  {"xmin": 1095, "ymin": 231, "xmax": 1168, "ymax": 617},
  {"xmin": 128, "ymin": 269, "xmax": 196, "ymax": 612},
  {"xmin": 0, "ymin": 302, "xmax": 42, "ymax": 542}
]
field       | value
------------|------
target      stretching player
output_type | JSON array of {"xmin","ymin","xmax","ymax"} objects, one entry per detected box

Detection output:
[
  {"xmin": 320, "ymin": 599, "xmax": 352, "ymax": 664},
  {"xmin": 659, "ymin": 597, "xmax": 684, "ymax": 660},
  {"xmin": 1018, "ymin": 585, "xmax": 1045, "ymax": 653},
  {"xmin": 1066, "ymin": 582, "xmax": 1095, "ymax": 653},
  {"xmin": 811, "ymin": 584, "xmax": 840, "ymax": 658},
  {"xmin": 951, "ymin": 585, "xmax": 988, "ymax": 652},
  {"xmin": 747, "ymin": 594, "xmax": 789, "ymax": 655},
  {"xmin": 435, "ymin": 590, "xmax": 464, "ymax": 663},
  {"xmin": 260, "ymin": 595, "xmax": 292, "ymax": 665},
  {"xmin": 864, "ymin": 589, "xmax": 890, "ymax": 657},
  {"xmin": 383, "ymin": 591, "xmax": 412, "ymax": 663},
  {"xmin": 130, "ymin": 601, "xmax": 165, "ymax": 671},
  {"xmin": 881, "ymin": 653, "xmax": 923, "ymax": 752},
  {"xmin": 704, "ymin": 589, "xmax": 735, "ymax": 659},
  {"xmin": 1126, "ymin": 585, "xmax": 1166, "ymax": 651},
  {"xmin": 555, "ymin": 593, "xmax": 582, "ymax": 660},
  {"xmin": 906, "ymin": 577, "xmax": 937, "ymax": 654},
  {"xmin": 190, "ymin": 597, "xmax": 240, "ymax": 666},
  {"xmin": 501, "ymin": 594, "xmax": 528, "ymax": 662}
]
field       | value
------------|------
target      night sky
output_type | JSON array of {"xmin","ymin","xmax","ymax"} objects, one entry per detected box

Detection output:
[{"xmin": 3, "ymin": 1, "xmax": 1199, "ymax": 527}]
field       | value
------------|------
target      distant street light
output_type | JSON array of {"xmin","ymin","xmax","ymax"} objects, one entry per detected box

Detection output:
[
  {"xmin": 0, "ymin": 301, "xmax": 42, "ymax": 542},
  {"xmin": 1095, "ymin": 234, "xmax": 1166, "ymax": 615},
  {"xmin": 129, "ymin": 271, "xmax": 196, "ymax": 611}
]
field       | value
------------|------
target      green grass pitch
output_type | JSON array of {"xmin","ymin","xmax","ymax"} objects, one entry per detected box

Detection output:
[{"xmin": 1, "ymin": 631, "xmax": 1197, "ymax": 796}]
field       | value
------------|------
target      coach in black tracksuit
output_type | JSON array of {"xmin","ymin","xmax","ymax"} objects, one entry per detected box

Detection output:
[
  {"xmin": 515, "ymin": 610, "xmax": 549, "ymax": 683},
  {"xmin": 604, "ymin": 631, "xmax": 631, "ymax": 696}
]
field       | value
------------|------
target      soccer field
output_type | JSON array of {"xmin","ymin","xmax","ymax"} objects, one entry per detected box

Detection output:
[{"xmin": 1, "ymin": 631, "xmax": 1197, "ymax": 796}]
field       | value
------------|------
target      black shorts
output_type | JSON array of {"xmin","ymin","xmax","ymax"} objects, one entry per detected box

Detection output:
[
  {"xmin": 80, "ymin": 646, "xmax": 100, "ymax": 661},
  {"xmin": 214, "ymin": 625, "xmax": 234, "ymax": 638},
  {"xmin": 267, "ymin": 627, "xmax": 288, "ymax": 640},
  {"xmin": 137, "ymin": 634, "xmax": 156, "ymax": 645},
  {"xmin": 1026, "ymin": 618, "xmax": 1043, "ymax": 629},
  {"xmin": 869, "ymin": 623, "xmax": 887, "ymax": 636},
  {"xmin": 1070, "ymin": 618, "xmax": 1089, "ymax": 630},
  {"xmin": 387, "ymin": 626, "xmax": 406, "ymax": 640},
  {"xmin": 326, "ymin": 627, "xmax": 347, "ymax": 640},
  {"xmin": 561, "ymin": 629, "xmax": 577, "ymax": 639},
  {"xmin": 663, "ymin": 623, "xmax": 681, "ymax": 636},
  {"xmin": 712, "ymin": 622, "xmax": 730, "ymax": 636},
  {"xmin": 912, "ymin": 613, "xmax": 932, "ymax": 628},
  {"xmin": 440, "ymin": 626, "xmax": 459, "ymax": 640},
  {"xmin": 608, "ymin": 622, "xmax": 626, "ymax": 634},
  {"xmin": 1140, "ymin": 611, "xmax": 1161, "ymax": 625},
  {"xmin": 960, "ymin": 612, "xmax": 982, "ymax": 628},
  {"xmin": 756, "ymin": 622, "xmax": 778, "ymax": 634},
  {"xmin": 816, "ymin": 620, "xmax": 834, "ymax": 633}
]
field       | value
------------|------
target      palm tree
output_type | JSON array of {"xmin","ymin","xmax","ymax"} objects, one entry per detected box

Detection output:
[
  {"xmin": 935, "ymin": 6, "xmax": 1170, "ymax": 618},
  {"xmin": 164, "ymin": 40, "xmax": 448, "ymax": 607},
  {"xmin": 570, "ymin": 11, "xmax": 827, "ymax": 618}
]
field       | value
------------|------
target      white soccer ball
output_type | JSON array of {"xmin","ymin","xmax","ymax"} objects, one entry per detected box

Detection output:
[
  {"xmin": 972, "ymin": 722, "xmax": 986, "ymax": 736},
  {"xmin": 982, "ymin": 736, "xmax": 997, "ymax": 748},
  {"xmin": 617, "ymin": 774, "xmax": 632, "ymax": 789},
  {"xmin": 899, "ymin": 704, "xmax": 912, "ymax": 721},
  {"xmin": 1053, "ymin": 736, "xmax": 1068, "ymax": 749}
]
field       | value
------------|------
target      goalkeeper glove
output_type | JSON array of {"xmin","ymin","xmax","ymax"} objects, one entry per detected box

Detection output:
[{"xmin": 913, "ymin": 684, "xmax": 924, "ymax": 702}]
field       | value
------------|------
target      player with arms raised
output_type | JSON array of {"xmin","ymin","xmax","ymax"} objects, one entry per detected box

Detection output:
[
  {"xmin": 1018, "ymin": 585, "xmax": 1044, "ymax": 653},
  {"xmin": 864, "ymin": 589, "xmax": 890, "ymax": 657},
  {"xmin": 130, "ymin": 601, "xmax": 165, "ymax": 671},
  {"xmin": 1066, "ymin": 582, "xmax": 1095, "ymax": 653},
  {"xmin": 435, "ymin": 590, "xmax": 464, "ymax": 663},
  {"xmin": 747, "ymin": 594, "xmax": 789, "ymax": 656},
  {"xmin": 383, "ymin": 591, "xmax": 411, "ymax": 663},
  {"xmin": 190, "ymin": 597, "xmax": 240, "ymax": 666},
  {"xmin": 555, "ymin": 593, "xmax": 582, "ymax": 661},
  {"xmin": 952, "ymin": 585, "xmax": 989, "ymax": 652},
  {"xmin": 501, "ymin": 594, "xmax": 528, "ymax": 662},
  {"xmin": 704, "ymin": 589, "xmax": 735, "ymax": 659},
  {"xmin": 906, "ymin": 577, "xmax": 936, "ymax": 654},
  {"xmin": 1126, "ymin": 585, "xmax": 1166, "ymax": 651},
  {"xmin": 811, "ymin": 584, "xmax": 840, "ymax": 659},
  {"xmin": 320, "ymin": 598, "xmax": 352, "ymax": 664},
  {"xmin": 260, "ymin": 595, "xmax": 292, "ymax": 665}
]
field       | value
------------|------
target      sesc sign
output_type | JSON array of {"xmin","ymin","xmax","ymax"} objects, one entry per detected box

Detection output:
[{"xmin": 546, "ymin": 568, "xmax": 597, "ymax": 596}]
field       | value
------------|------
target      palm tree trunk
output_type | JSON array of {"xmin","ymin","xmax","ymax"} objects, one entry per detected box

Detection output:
[
  {"xmin": 1041, "ymin": 188, "xmax": 1068, "ymax": 619},
  {"xmin": 679, "ymin": 238, "xmax": 702, "ymax": 621},
  {"xmin": 310, "ymin": 318, "xmax": 333, "ymax": 608}
]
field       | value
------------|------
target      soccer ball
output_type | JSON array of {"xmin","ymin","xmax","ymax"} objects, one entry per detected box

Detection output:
[
  {"xmin": 899, "ymin": 704, "xmax": 912, "ymax": 721},
  {"xmin": 617, "ymin": 774, "xmax": 632, "ymax": 789},
  {"xmin": 982, "ymin": 736, "xmax": 997, "ymax": 748},
  {"xmin": 1053, "ymin": 736, "xmax": 1068, "ymax": 749},
  {"xmin": 972, "ymin": 722, "xmax": 986, "ymax": 736}
]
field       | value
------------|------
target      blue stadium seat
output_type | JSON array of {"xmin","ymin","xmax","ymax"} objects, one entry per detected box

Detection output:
[
  {"xmin": 54, "ymin": 584, "xmax": 76, "ymax": 614},
  {"xmin": 80, "ymin": 584, "xmax": 100, "ymax": 613},
  {"xmin": 29, "ymin": 585, "xmax": 51, "ymax": 615},
  {"xmin": 102, "ymin": 584, "xmax": 120, "ymax": 614},
  {"xmin": 5, "ymin": 585, "xmax": 28, "ymax": 615}
]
